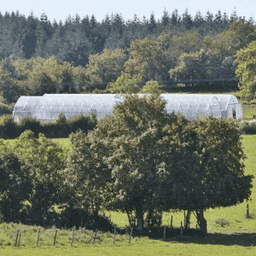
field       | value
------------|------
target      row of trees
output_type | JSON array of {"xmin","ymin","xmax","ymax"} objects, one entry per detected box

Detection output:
[
  {"xmin": 0, "ymin": 94, "xmax": 253, "ymax": 234},
  {"xmin": 1, "ymin": 20, "xmax": 255, "ymax": 103},
  {"xmin": 0, "ymin": 113, "xmax": 97, "ymax": 139},
  {"xmin": 0, "ymin": 9, "xmax": 252, "ymax": 64}
]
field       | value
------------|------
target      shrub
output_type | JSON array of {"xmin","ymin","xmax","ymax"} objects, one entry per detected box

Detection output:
[
  {"xmin": 240, "ymin": 121, "xmax": 256, "ymax": 134},
  {"xmin": 0, "ymin": 114, "xmax": 19, "ymax": 138},
  {"xmin": 0, "ymin": 103, "xmax": 12, "ymax": 115},
  {"xmin": 17, "ymin": 116, "xmax": 41, "ymax": 137},
  {"xmin": 68, "ymin": 113, "xmax": 97, "ymax": 134}
]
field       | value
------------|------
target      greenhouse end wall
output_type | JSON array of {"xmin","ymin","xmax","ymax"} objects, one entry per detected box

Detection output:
[{"xmin": 12, "ymin": 94, "xmax": 242, "ymax": 121}]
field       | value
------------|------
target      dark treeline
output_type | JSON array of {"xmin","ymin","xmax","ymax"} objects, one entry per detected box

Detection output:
[
  {"xmin": 0, "ymin": 9, "xmax": 255, "ymax": 105},
  {"xmin": 0, "ymin": 9, "xmax": 253, "ymax": 65},
  {"xmin": 0, "ymin": 113, "xmax": 97, "ymax": 139}
]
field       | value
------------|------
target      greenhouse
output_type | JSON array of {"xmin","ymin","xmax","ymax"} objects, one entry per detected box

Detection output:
[{"xmin": 12, "ymin": 94, "xmax": 242, "ymax": 121}]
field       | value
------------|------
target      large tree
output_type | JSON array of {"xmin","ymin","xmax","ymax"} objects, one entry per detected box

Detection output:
[
  {"xmin": 10, "ymin": 130, "xmax": 67, "ymax": 225},
  {"xmin": 159, "ymin": 116, "xmax": 253, "ymax": 234},
  {"xmin": 75, "ymin": 94, "xmax": 253, "ymax": 234},
  {"xmin": 235, "ymin": 41, "xmax": 256, "ymax": 101}
]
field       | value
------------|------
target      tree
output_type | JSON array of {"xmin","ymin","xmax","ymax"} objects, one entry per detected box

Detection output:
[
  {"xmin": 10, "ymin": 130, "xmax": 67, "ymax": 225},
  {"xmin": 85, "ymin": 48, "xmax": 128, "ymax": 91},
  {"xmin": 142, "ymin": 80, "xmax": 163, "ymax": 94},
  {"xmin": 124, "ymin": 31, "xmax": 175, "ymax": 86},
  {"xmin": 64, "ymin": 130, "xmax": 111, "ymax": 219},
  {"xmin": 33, "ymin": 12, "xmax": 52, "ymax": 58},
  {"xmin": 177, "ymin": 117, "xmax": 253, "ymax": 234},
  {"xmin": 108, "ymin": 72, "xmax": 139, "ymax": 93},
  {"xmin": 235, "ymin": 41, "xmax": 256, "ymax": 100},
  {"xmin": 88, "ymin": 94, "xmax": 171, "ymax": 230},
  {"xmin": 0, "ymin": 144, "xmax": 30, "ymax": 222},
  {"xmin": 169, "ymin": 49, "xmax": 209, "ymax": 82}
]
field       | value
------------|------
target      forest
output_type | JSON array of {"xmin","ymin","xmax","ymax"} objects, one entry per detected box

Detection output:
[{"xmin": 0, "ymin": 9, "xmax": 255, "ymax": 105}]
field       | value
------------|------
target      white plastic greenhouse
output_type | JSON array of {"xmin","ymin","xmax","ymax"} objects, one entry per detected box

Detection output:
[{"xmin": 12, "ymin": 94, "xmax": 242, "ymax": 121}]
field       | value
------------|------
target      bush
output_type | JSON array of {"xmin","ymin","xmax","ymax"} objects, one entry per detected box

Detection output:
[
  {"xmin": 0, "ymin": 114, "xmax": 19, "ymax": 138},
  {"xmin": 0, "ymin": 112, "xmax": 97, "ymax": 139},
  {"xmin": 54, "ymin": 113, "xmax": 70, "ymax": 138},
  {"xmin": 17, "ymin": 116, "xmax": 41, "ymax": 137},
  {"xmin": 240, "ymin": 120, "xmax": 256, "ymax": 134},
  {"xmin": 0, "ymin": 103, "xmax": 12, "ymax": 115},
  {"xmin": 68, "ymin": 113, "xmax": 97, "ymax": 134}
]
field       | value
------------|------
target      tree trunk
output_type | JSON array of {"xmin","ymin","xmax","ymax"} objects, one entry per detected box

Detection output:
[
  {"xmin": 136, "ymin": 205, "xmax": 144, "ymax": 232},
  {"xmin": 125, "ymin": 208, "xmax": 132, "ymax": 228},
  {"xmin": 185, "ymin": 210, "xmax": 191, "ymax": 230},
  {"xmin": 196, "ymin": 209, "xmax": 207, "ymax": 235}
]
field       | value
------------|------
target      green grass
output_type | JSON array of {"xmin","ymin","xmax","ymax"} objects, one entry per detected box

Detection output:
[
  {"xmin": 241, "ymin": 103, "xmax": 256, "ymax": 120},
  {"xmin": 2, "ymin": 241, "xmax": 256, "ymax": 256}
]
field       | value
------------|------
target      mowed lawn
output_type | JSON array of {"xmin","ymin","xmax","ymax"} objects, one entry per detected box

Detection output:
[{"xmin": 1, "ymin": 135, "xmax": 256, "ymax": 255}]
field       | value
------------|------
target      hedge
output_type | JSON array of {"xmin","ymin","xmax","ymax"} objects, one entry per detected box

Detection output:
[{"xmin": 0, "ymin": 113, "xmax": 97, "ymax": 139}]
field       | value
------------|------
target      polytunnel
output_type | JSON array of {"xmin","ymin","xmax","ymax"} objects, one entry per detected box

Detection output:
[{"xmin": 12, "ymin": 94, "xmax": 242, "ymax": 121}]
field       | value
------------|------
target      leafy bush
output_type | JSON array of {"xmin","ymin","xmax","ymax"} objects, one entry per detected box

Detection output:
[
  {"xmin": 68, "ymin": 112, "xmax": 97, "ymax": 134},
  {"xmin": 0, "ymin": 114, "xmax": 19, "ymax": 138},
  {"xmin": 240, "ymin": 121, "xmax": 256, "ymax": 134},
  {"xmin": 17, "ymin": 116, "xmax": 41, "ymax": 136},
  {"xmin": 0, "ymin": 103, "xmax": 12, "ymax": 115}
]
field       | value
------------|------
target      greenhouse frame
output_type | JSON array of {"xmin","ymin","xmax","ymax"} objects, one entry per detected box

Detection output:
[{"xmin": 12, "ymin": 94, "xmax": 242, "ymax": 121}]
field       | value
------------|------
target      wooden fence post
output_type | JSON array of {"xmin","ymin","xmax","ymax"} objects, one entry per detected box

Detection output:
[
  {"xmin": 246, "ymin": 204, "xmax": 250, "ymax": 218},
  {"xmin": 18, "ymin": 230, "xmax": 21, "ymax": 246},
  {"xmin": 163, "ymin": 226, "xmax": 166, "ymax": 240},
  {"xmin": 180, "ymin": 221, "xmax": 183, "ymax": 237},
  {"xmin": 14, "ymin": 230, "xmax": 19, "ymax": 246},
  {"xmin": 53, "ymin": 229, "xmax": 58, "ymax": 246},
  {"xmin": 36, "ymin": 229, "xmax": 40, "ymax": 247}
]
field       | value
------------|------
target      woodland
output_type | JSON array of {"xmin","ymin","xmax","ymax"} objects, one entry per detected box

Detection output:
[{"xmin": 0, "ymin": 9, "xmax": 255, "ymax": 104}]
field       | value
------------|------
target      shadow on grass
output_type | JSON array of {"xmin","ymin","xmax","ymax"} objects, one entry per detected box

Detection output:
[{"xmin": 149, "ymin": 228, "xmax": 256, "ymax": 247}]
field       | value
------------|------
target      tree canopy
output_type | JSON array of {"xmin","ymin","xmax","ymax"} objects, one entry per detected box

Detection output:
[
  {"xmin": 0, "ymin": 11, "xmax": 255, "ymax": 101},
  {"xmin": 66, "ymin": 94, "xmax": 253, "ymax": 234},
  {"xmin": 235, "ymin": 41, "xmax": 256, "ymax": 101}
]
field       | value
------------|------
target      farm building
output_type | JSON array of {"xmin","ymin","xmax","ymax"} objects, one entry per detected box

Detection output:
[{"xmin": 12, "ymin": 94, "xmax": 242, "ymax": 121}]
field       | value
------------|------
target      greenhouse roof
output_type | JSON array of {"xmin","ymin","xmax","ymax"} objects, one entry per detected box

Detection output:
[{"xmin": 13, "ymin": 94, "xmax": 242, "ymax": 121}]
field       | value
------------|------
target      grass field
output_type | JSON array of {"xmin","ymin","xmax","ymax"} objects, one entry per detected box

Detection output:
[
  {"xmin": 0, "ymin": 134, "xmax": 256, "ymax": 255},
  {"xmin": 241, "ymin": 103, "xmax": 256, "ymax": 120}
]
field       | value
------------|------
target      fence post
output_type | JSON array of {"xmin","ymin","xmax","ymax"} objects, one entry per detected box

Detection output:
[
  {"xmin": 18, "ymin": 230, "xmax": 21, "ymax": 246},
  {"xmin": 180, "ymin": 221, "xmax": 183, "ymax": 237},
  {"xmin": 36, "ymin": 229, "xmax": 40, "ymax": 247},
  {"xmin": 14, "ymin": 230, "xmax": 19, "ymax": 246},
  {"xmin": 246, "ymin": 204, "xmax": 250, "ymax": 218},
  {"xmin": 53, "ymin": 229, "xmax": 58, "ymax": 246},
  {"xmin": 163, "ymin": 226, "xmax": 166, "ymax": 240}
]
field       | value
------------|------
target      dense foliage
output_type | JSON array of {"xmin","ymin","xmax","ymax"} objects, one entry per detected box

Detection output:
[
  {"xmin": 0, "ymin": 113, "xmax": 97, "ymax": 139},
  {"xmin": 0, "ymin": 95, "xmax": 253, "ymax": 234},
  {"xmin": 0, "ymin": 10, "xmax": 255, "ymax": 103},
  {"xmin": 63, "ymin": 94, "xmax": 253, "ymax": 234},
  {"xmin": 235, "ymin": 41, "xmax": 256, "ymax": 100}
]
